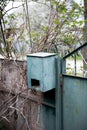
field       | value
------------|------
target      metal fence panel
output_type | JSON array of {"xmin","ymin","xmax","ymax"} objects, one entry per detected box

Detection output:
[{"xmin": 62, "ymin": 75, "xmax": 87, "ymax": 130}]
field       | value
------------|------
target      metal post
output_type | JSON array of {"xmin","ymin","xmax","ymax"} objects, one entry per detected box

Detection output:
[
  {"xmin": 55, "ymin": 57, "xmax": 62, "ymax": 130},
  {"xmin": 74, "ymin": 52, "xmax": 77, "ymax": 76}
]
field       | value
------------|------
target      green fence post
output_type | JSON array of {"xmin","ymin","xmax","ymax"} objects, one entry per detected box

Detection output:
[{"xmin": 55, "ymin": 57, "xmax": 62, "ymax": 130}]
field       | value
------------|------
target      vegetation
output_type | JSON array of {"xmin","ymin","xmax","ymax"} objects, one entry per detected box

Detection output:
[
  {"xmin": 0, "ymin": 0, "xmax": 87, "ymax": 128},
  {"xmin": 0, "ymin": 0, "xmax": 84, "ymax": 59}
]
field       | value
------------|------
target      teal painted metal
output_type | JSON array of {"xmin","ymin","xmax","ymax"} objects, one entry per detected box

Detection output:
[
  {"xmin": 62, "ymin": 75, "xmax": 87, "ymax": 130},
  {"xmin": 61, "ymin": 42, "xmax": 87, "ymax": 130},
  {"xmin": 27, "ymin": 52, "xmax": 57, "ymax": 92},
  {"xmin": 43, "ymin": 89, "xmax": 55, "ymax": 130},
  {"xmin": 55, "ymin": 58, "xmax": 62, "ymax": 130},
  {"xmin": 42, "ymin": 105, "xmax": 55, "ymax": 130},
  {"xmin": 26, "ymin": 43, "xmax": 87, "ymax": 130}
]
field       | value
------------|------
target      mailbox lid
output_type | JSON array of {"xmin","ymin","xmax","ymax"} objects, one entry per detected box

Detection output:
[{"xmin": 27, "ymin": 52, "xmax": 56, "ymax": 58}]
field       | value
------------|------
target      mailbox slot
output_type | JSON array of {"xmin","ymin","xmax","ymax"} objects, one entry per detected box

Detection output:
[
  {"xmin": 27, "ymin": 52, "xmax": 57, "ymax": 92},
  {"xmin": 31, "ymin": 79, "xmax": 40, "ymax": 87}
]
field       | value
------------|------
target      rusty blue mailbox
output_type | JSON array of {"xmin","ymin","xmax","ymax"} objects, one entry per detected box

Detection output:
[{"xmin": 27, "ymin": 52, "xmax": 57, "ymax": 92}]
